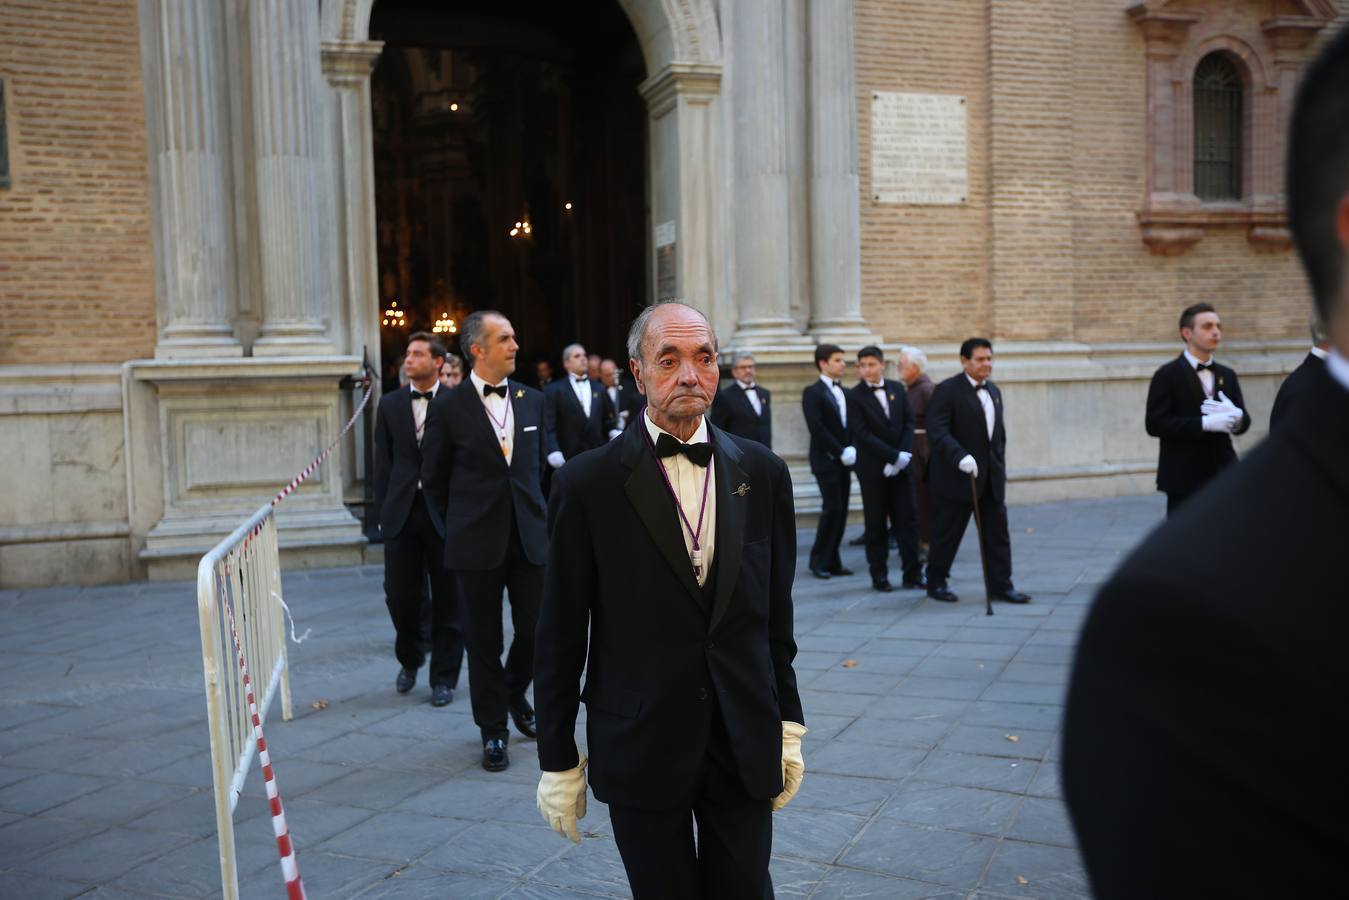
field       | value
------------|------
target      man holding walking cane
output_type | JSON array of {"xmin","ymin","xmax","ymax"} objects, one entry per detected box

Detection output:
[{"xmin": 923, "ymin": 338, "xmax": 1031, "ymax": 606}]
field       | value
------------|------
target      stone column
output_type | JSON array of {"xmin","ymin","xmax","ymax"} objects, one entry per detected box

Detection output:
[
  {"xmin": 321, "ymin": 40, "xmax": 384, "ymax": 361},
  {"xmin": 147, "ymin": 0, "xmax": 242, "ymax": 358},
  {"xmin": 726, "ymin": 0, "xmax": 811, "ymax": 350},
  {"xmin": 250, "ymin": 0, "xmax": 335, "ymax": 356},
  {"xmin": 805, "ymin": 0, "xmax": 878, "ymax": 345}
]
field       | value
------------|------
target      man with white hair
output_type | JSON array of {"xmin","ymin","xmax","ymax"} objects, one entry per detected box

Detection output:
[
  {"xmin": 710, "ymin": 352, "xmax": 773, "ymax": 448},
  {"xmin": 899, "ymin": 346, "xmax": 936, "ymax": 555}
]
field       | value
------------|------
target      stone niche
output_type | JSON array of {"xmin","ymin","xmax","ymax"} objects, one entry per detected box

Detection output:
[{"xmin": 127, "ymin": 358, "xmax": 366, "ymax": 581}]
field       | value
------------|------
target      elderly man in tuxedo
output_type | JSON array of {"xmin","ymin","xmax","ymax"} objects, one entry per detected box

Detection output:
[
  {"xmin": 923, "ymin": 338, "xmax": 1030, "ymax": 605},
  {"xmin": 1144, "ymin": 303, "xmax": 1251, "ymax": 515},
  {"xmin": 421, "ymin": 311, "xmax": 550, "ymax": 772},
  {"xmin": 1064, "ymin": 30, "xmax": 1349, "ymax": 895},
  {"xmin": 373, "ymin": 332, "xmax": 465, "ymax": 706},
  {"xmin": 710, "ymin": 352, "xmax": 773, "ymax": 449},
  {"xmin": 534, "ymin": 300, "xmax": 805, "ymax": 899}
]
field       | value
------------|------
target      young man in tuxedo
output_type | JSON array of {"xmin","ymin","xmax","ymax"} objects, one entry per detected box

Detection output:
[
  {"xmin": 420, "ymin": 311, "xmax": 550, "ymax": 772},
  {"xmin": 849, "ymin": 346, "xmax": 925, "ymax": 593},
  {"xmin": 600, "ymin": 357, "xmax": 644, "ymax": 433},
  {"xmin": 710, "ymin": 352, "xmax": 773, "ymax": 449},
  {"xmin": 802, "ymin": 344, "xmax": 857, "ymax": 580},
  {"xmin": 545, "ymin": 343, "xmax": 618, "ymax": 472},
  {"xmin": 1063, "ymin": 31, "xmax": 1349, "ymax": 895},
  {"xmin": 373, "ymin": 333, "xmax": 465, "ymax": 707},
  {"xmin": 923, "ymin": 339, "xmax": 1030, "ymax": 605},
  {"xmin": 534, "ymin": 300, "xmax": 804, "ymax": 899},
  {"xmin": 1270, "ymin": 312, "xmax": 1331, "ymax": 429},
  {"xmin": 1144, "ymin": 302, "xmax": 1251, "ymax": 515}
]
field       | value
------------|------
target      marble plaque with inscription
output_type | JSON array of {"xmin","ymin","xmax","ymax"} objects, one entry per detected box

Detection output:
[{"xmin": 871, "ymin": 91, "xmax": 968, "ymax": 205}]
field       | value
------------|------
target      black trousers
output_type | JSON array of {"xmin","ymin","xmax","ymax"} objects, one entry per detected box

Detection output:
[
  {"xmin": 1165, "ymin": 491, "xmax": 1191, "ymax": 516},
  {"xmin": 383, "ymin": 493, "xmax": 464, "ymax": 689},
  {"xmin": 858, "ymin": 472, "xmax": 923, "ymax": 584},
  {"xmin": 925, "ymin": 487, "xmax": 1014, "ymax": 594},
  {"xmin": 809, "ymin": 466, "xmax": 850, "ymax": 571},
  {"xmin": 607, "ymin": 723, "xmax": 773, "ymax": 900},
  {"xmin": 454, "ymin": 514, "xmax": 543, "ymax": 743}
]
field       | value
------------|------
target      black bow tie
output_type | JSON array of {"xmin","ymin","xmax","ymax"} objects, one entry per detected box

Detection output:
[
  {"xmin": 1196, "ymin": 362, "xmax": 1213, "ymax": 372},
  {"xmin": 974, "ymin": 383, "xmax": 987, "ymax": 392},
  {"xmin": 482, "ymin": 383, "xmax": 507, "ymax": 398},
  {"xmin": 870, "ymin": 383, "xmax": 885, "ymax": 391},
  {"xmin": 411, "ymin": 390, "xmax": 433, "ymax": 401},
  {"xmin": 831, "ymin": 380, "xmax": 841, "ymax": 389},
  {"xmin": 742, "ymin": 382, "xmax": 757, "ymax": 391},
  {"xmin": 574, "ymin": 376, "xmax": 589, "ymax": 384},
  {"xmin": 655, "ymin": 433, "xmax": 712, "ymax": 466}
]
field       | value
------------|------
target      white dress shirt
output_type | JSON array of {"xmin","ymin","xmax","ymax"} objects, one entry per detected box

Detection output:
[
  {"xmin": 866, "ymin": 380, "xmax": 889, "ymax": 417},
  {"xmin": 965, "ymin": 374, "xmax": 995, "ymax": 439},
  {"xmin": 1327, "ymin": 348, "xmax": 1349, "ymax": 392},
  {"xmin": 644, "ymin": 411, "xmax": 716, "ymax": 587},
  {"xmin": 470, "ymin": 369, "xmax": 514, "ymax": 464},
  {"xmin": 571, "ymin": 374, "xmax": 592, "ymax": 417},
  {"xmin": 740, "ymin": 381, "xmax": 763, "ymax": 416},
  {"xmin": 410, "ymin": 380, "xmax": 439, "ymax": 445},
  {"xmin": 1310, "ymin": 346, "xmax": 1329, "ymax": 361},
  {"xmin": 820, "ymin": 374, "xmax": 847, "ymax": 427},
  {"xmin": 1183, "ymin": 349, "xmax": 1217, "ymax": 399}
]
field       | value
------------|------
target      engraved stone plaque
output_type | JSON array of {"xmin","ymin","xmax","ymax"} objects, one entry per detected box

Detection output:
[{"xmin": 870, "ymin": 91, "xmax": 968, "ymax": 205}]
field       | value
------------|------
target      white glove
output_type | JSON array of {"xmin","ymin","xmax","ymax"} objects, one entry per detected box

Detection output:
[
  {"xmin": 895, "ymin": 451, "xmax": 912, "ymax": 471},
  {"xmin": 882, "ymin": 462, "xmax": 898, "ymax": 478},
  {"xmin": 840, "ymin": 446, "xmax": 857, "ymax": 467},
  {"xmin": 958, "ymin": 454, "xmax": 978, "ymax": 477},
  {"xmin": 537, "ymin": 754, "xmax": 588, "ymax": 843},
  {"xmin": 1202, "ymin": 391, "xmax": 1243, "ymax": 422},
  {"xmin": 772, "ymin": 722, "xmax": 808, "ymax": 811},
  {"xmin": 1201, "ymin": 412, "xmax": 1240, "ymax": 433},
  {"xmin": 547, "ymin": 451, "xmax": 566, "ymax": 469}
]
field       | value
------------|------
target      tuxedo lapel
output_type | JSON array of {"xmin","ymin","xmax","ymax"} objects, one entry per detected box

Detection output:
[
  {"xmin": 508, "ymin": 381, "xmax": 528, "ymax": 475},
  {"xmin": 620, "ymin": 428, "xmax": 706, "ymax": 611},
  {"xmin": 458, "ymin": 380, "xmax": 509, "ymax": 471},
  {"xmin": 962, "ymin": 378, "xmax": 991, "ymax": 451},
  {"xmin": 1179, "ymin": 356, "xmax": 1208, "ymax": 408},
  {"xmin": 398, "ymin": 386, "xmax": 417, "ymax": 446},
  {"xmin": 708, "ymin": 427, "xmax": 746, "ymax": 633}
]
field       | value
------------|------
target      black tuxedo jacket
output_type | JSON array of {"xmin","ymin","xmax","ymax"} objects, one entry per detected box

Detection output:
[
  {"xmin": 710, "ymin": 382, "xmax": 773, "ymax": 448},
  {"xmin": 604, "ymin": 382, "xmax": 645, "ymax": 430},
  {"xmin": 1269, "ymin": 352, "xmax": 1325, "ymax": 430},
  {"xmin": 1145, "ymin": 355, "xmax": 1250, "ymax": 495},
  {"xmin": 847, "ymin": 379, "xmax": 915, "ymax": 481},
  {"xmin": 1063, "ymin": 363, "xmax": 1349, "ymax": 897},
  {"xmin": 534, "ymin": 423, "xmax": 804, "ymax": 810},
  {"xmin": 546, "ymin": 377, "xmax": 616, "ymax": 460},
  {"xmin": 419, "ymin": 379, "xmax": 549, "ymax": 570},
  {"xmin": 373, "ymin": 385, "xmax": 436, "ymax": 539},
  {"xmin": 926, "ymin": 374, "xmax": 1006, "ymax": 503},
  {"xmin": 802, "ymin": 379, "xmax": 852, "ymax": 474}
]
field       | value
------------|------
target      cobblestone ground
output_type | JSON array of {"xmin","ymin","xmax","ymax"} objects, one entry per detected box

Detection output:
[{"xmin": 0, "ymin": 495, "xmax": 1164, "ymax": 899}]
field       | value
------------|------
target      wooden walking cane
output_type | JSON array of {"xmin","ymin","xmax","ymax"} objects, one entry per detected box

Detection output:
[{"xmin": 969, "ymin": 474, "xmax": 994, "ymax": 617}]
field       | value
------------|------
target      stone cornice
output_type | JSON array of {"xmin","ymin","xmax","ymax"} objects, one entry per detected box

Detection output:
[
  {"xmin": 638, "ymin": 63, "xmax": 722, "ymax": 116},
  {"xmin": 321, "ymin": 40, "xmax": 384, "ymax": 82}
]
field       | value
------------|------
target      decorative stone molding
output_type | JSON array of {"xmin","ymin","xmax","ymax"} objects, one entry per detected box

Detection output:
[{"xmin": 1127, "ymin": 0, "xmax": 1333, "ymax": 255}]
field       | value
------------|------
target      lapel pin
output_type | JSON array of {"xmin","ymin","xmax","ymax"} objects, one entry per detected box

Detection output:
[
  {"xmin": 734, "ymin": 483, "xmax": 750, "ymax": 497},
  {"xmin": 515, "ymin": 389, "xmax": 525, "ymax": 399},
  {"xmin": 888, "ymin": 393, "xmax": 895, "ymax": 401}
]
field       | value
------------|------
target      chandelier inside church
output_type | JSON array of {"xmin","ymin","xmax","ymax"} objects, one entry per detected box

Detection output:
[{"xmin": 381, "ymin": 301, "xmax": 407, "ymax": 328}]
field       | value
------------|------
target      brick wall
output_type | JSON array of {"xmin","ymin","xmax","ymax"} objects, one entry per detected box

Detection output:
[
  {"xmin": 855, "ymin": 0, "xmax": 1349, "ymax": 349},
  {"xmin": 0, "ymin": 0, "xmax": 155, "ymax": 365}
]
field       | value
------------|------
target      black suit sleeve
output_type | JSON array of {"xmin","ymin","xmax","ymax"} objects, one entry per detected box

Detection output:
[
  {"xmin": 768, "ymin": 456, "xmax": 803, "ymax": 725},
  {"xmin": 926, "ymin": 384, "xmax": 968, "ymax": 468},
  {"xmin": 372, "ymin": 398, "xmax": 392, "ymax": 532},
  {"xmin": 1223, "ymin": 369, "xmax": 1252, "ymax": 436},
  {"xmin": 803, "ymin": 386, "xmax": 845, "ymax": 458},
  {"xmin": 599, "ymin": 389, "xmax": 618, "ymax": 436},
  {"xmin": 534, "ymin": 464, "xmax": 593, "ymax": 772},
  {"xmin": 897, "ymin": 387, "xmax": 915, "ymax": 454},
  {"xmin": 1145, "ymin": 367, "xmax": 1202, "ymax": 440},
  {"xmin": 419, "ymin": 398, "xmax": 451, "ymax": 520}
]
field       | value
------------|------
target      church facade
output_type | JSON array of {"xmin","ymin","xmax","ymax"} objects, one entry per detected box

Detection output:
[{"xmin": 1, "ymin": 0, "xmax": 1343, "ymax": 587}]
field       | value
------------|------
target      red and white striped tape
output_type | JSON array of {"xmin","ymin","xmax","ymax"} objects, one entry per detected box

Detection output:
[{"xmin": 220, "ymin": 571, "xmax": 306, "ymax": 900}]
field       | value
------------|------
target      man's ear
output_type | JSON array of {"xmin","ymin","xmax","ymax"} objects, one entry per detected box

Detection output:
[{"xmin": 629, "ymin": 359, "xmax": 646, "ymax": 396}]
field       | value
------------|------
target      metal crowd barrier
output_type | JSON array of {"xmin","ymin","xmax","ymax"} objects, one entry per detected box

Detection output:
[{"xmin": 197, "ymin": 502, "xmax": 295, "ymax": 899}]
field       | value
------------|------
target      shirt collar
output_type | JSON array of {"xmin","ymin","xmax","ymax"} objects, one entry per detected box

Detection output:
[
  {"xmin": 965, "ymin": 373, "xmax": 984, "ymax": 390},
  {"xmin": 572, "ymin": 373, "xmax": 589, "ymax": 384},
  {"xmin": 1183, "ymin": 349, "xmax": 1215, "ymax": 370},
  {"xmin": 738, "ymin": 380, "xmax": 756, "ymax": 390},
  {"xmin": 868, "ymin": 380, "xmax": 885, "ymax": 389},
  {"xmin": 1310, "ymin": 346, "xmax": 1330, "ymax": 360},
  {"xmin": 469, "ymin": 370, "xmax": 507, "ymax": 394},
  {"xmin": 819, "ymin": 373, "xmax": 839, "ymax": 388},
  {"xmin": 410, "ymin": 380, "xmax": 439, "ymax": 398},
  {"xmin": 1326, "ymin": 348, "xmax": 1349, "ymax": 393},
  {"xmin": 644, "ymin": 409, "xmax": 709, "ymax": 446}
]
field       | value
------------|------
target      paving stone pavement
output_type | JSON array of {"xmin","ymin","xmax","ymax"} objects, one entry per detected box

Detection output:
[{"xmin": 0, "ymin": 495, "xmax": 1165, "ymax": 899}]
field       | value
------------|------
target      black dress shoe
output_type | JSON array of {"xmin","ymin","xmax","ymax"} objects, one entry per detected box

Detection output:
[
  {"xmin": 991, "ymin": 589, "xmax": 1032, "ymax": 604},
  {"xmin": 395, "ymin": 667, "xmax": 417, "ymax": 694},
  {"xmin": 927, "ymin": 586, "xmax": 959, "ymax": 603},
  {"xmin": 482, "ymin": 738, "xmax": 509, "ymax": 772},
  {"xmin": 431, "ymin": 684, "xmax": 453, "ymax": 707},
  {"xmin": 871, "ymin": 580, "xmax": 894, "ymax": 593},
  {"xmin": 810, "ymin": 567, "xmax": 832, "ymax": 580},
  {"xmin": 509, "ymin": 700, "xmax": 538, "ymax": 739},
  {"xmin": 848, "ymin": 534, "xmax": 867, "ymax": 546},
  {"xmin": 901, "ymin": 576, "xmax": 928, "ymax": 590},
  {"xmin": 828, "ymin": 566, "xmax": 854, "ymax": 577}
]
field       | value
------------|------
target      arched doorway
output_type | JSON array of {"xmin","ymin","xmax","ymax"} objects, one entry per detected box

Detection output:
[{"xmin": 368, "ymin": 0, "xmax": 647, "ymax": 386}]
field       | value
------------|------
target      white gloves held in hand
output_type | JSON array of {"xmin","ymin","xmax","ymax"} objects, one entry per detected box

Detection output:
[
  {"xmin": 773, "ymin": 722, "xmax": 808, "ymax": 811},
  {"xmin": 840, "ymin": 446, "xmax": 857, "ymax": 467},
  {"xmin": 547, "ymin": 450, "xmax": 566, "ymax": 469},
  {"xmin": 1201, "ymin": 391, "xmax": 1244, "ymax": 432},
  {"xmin": 882, "ymin": 451, "xmax": 913, "ymax": 478},
  {"xmin": 958, "ymin": 454, "xmax": 978, "ymax": 477},
  {"xmin": 538, "ymin": 754, "xmax": 588, "ymax": 843}
]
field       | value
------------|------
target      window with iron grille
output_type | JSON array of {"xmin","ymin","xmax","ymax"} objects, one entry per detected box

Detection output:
[{"xmin": 1193, "ymin": 53, "xmax": 1242, "ymax": 201}]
